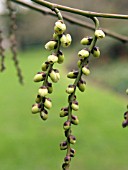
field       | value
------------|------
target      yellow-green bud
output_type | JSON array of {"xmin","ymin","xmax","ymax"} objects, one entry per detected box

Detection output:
[
  {"xmin": 38, "ymin": 86, "xmax": 48, "ymax": 97},
  {"xmin": 78, "ymin": 49, "xmax": 89, "ymax": 59},
  {"xmin": 45, "ymin": 40, "xmax": 57, "ymax": 51},
  {"xmin": 49, "ymin": 69, "xmax": 60, "ymax": 83},
  {"xmin": 47, "ymin": 54, "xmax": 58, "ymax": 63},
  {"xmin": 44, "ymin": 98, "xmax": 52, "ymax": 109},
  {"xmin": 77, "ymin": 79, "xmax": 86, "ymax": 92},
  {"xmin": 60, "ymin": 141, "xmax": 68, "ymax": 150},
  {"xmin": 66, "ymin": 34, "xmax": 72, "ymax": 45},
  {"xmin": 41, "ymin": 61, "xmax": 49, "ymax": 71},
  {"xmin": 81, "ymin": 37, "xmax": 93, "ymax": 45},
  {"xmin": 40, "ymin": 109, "xmax": 48, "ymax": 120},
  {"xmin": 126, "ymin": 88, "xmax": 128, "ymax": 95},
  {"xmin": 71, "ymin": 101, "xmax": 79, "ymax": 111},
  {"xmin": 60, "ymin": 107, "xmax": 68, "ymax": 117},
  {"xmin": 66, "ymin": 85, "xmax": 75, "ymax": 94},
  {"xmin": 35, "ymin": 95, "xmax": 41, "ymax": 103},
  {"xmin": 71, "ymin": 115, "xmax": 79, "ymax": 125},
  {"xmin": 95, "ymin": 29, "xmax": 105, "ymax": 39},
  {"xmin": 63, "ymin": 120, "xmax": 71, "ymax": 130},
  {"xmin": 32, "ymin": 103, "xmax": 40, "ymax": 114},
  {"xmin": 82, "ymin": 66, "xmax": 90, "ymax": 76},
  {"xmin": 33, "ymin": 72, "xmax": 46, "ymax": 82},
  {"xmin": 60, "ymin": 34, "xmax": 72, "ymax": 47},
  {"xmin": 54, "ymin": 20, "xmax": 66, "ymax": 35},
  {"xmin": 92, "ymin": 46, "xmax": 100, "ymax": 58},
  {"xmin": 67, "ymin": 70, "xmax": 78, "ymax": 79},
  {"xmin": 68, "ymin": 135, "xmax": 76, "ymax": 144},
  {"xmin": 57, "ymin": 50, "xmax": 65, "ymax": 64}
]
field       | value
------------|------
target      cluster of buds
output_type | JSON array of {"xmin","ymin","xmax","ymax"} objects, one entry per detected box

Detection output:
[
  {"xmin": 60, "ymin": 28, "xmax": 105, "ymax": 169},
  {"xmin": 32, "ymin": 20, "xmax": 71, "ymax": 120},
  {"xmin": 122, "ymin": 89, "xmax": 128, "ymax": 128},
  {"xmin": 0, "ymin": 30, "xmax": 5, "ymax": 72},
  {"xmin": 80, "ymin": 29, "xmax": 105, "ymax": 58}
]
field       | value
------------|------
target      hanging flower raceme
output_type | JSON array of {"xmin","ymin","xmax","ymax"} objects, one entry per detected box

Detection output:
[
  {"xmin": 60, "ymin": 27, "xmax": 105, "ymax": 169},
  {"xmin": 32, "ymin": 19, "xmax": 72, "ymax": 121}
]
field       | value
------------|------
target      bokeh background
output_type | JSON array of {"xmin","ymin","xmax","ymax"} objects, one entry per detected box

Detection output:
[{"xmin": 0, "ymin": 0, "xmax": 128, "ymax": 170}]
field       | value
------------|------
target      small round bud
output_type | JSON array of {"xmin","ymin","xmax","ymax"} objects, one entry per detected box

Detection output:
[
  {"xmin": 54, "ymin": 20, "xmax": 66, "ymax": 35},
  {"xmin": 49, "ymin": 69, "xmax": 60, "ymax": 83},
  {"xmin": 57, "ymin": 50, "xmax": 65, "ymax": 64},
  {"xmin": 66, "ymin": 85, "xmax": 75, "ymax": 94},
  {"xmin": 67, "ymin": 70, "xmax": 78, "ymax": 79},
  {"xmin": 60, "ymin": 141, "xmax": 68, "ymax": 150},
  {"xmin": 35, "ymin": 95, "xmax": 41, "ymax": 103},
  {"xmin": 122, "ymin": 119, "xmax": 128, "ymax": 128},
  {"xmin": 92, "ymin": 46, "xmax": 100, "ymax": 58},
  {"xmin": 33, "ymin": 72, "xmax": 46, "ymax": 82},
  {"xmin": 64, "ymin": 155, "xmax": 71, "ymax": 164},
  {"xmin": 70, "ymin": 148, "xmax": 76, "ymax": 157},
  {"xmin": 44, "ymin": 98, "xmax": 52, "ymax": 109},
  {"xmin": 82, "ymin": 66, "xmax": 90, "ymax": 76},
  {"xmin": 77, "ymin": 79, "xmax": 86, "ymax": 92},
  {"xmin": 95, "ymin": 29, "xmax": 105, "ymax": 39},
  {"xmin": 126, "ymin": 88, "xmax": 128, "ymax": 95},
  {"xmin": 41, "ymin": 61, "xmax": 49, "ymax": 71},
  {"xmin": 32, "ymin": 103, "xmax": 40, "ymax": 114},
  {"xmin": 40, "ymin": 109, "xmax": 48, "ymax": 120},
  {"xmin": 124, "ymin": 111, "xmax": 128, "ymax": 120},
  {"xmin": 63, "ymin": 120, "xmax": 71, "ymax": 130},
  {"xmin": 62, "ymin": 163, "xmax": 70, "ymax": 170},
  {"xmin": 60, "ymin": 34, "xmax": 72, "ymax": 48},
  {"xmin": 68, "ymin": 135, "xmax": 76, "ymax": 144},
  {"xmin": 38, "ymin": 86, "xmax": 48, "ymax": 97},
  {"xmin": 32, "ymin": 104, "xmax": 40, "ymax": 114},
  {"xmin": 45, "ymin": 40, "xmax": 57, "ymax": 51},
  {"xmin": 60, "ymin": 107, "xmax": 68, "ymax": 117},
  {"xmin": 66, "ymin": 34, "xmax": 72, "ymax": 46},
  {"xmin": 81, "ymin": 37, "xmax": 93, "ymax": 45},
  {"xmin": 71, "ymin": 101, "xmax": 79, "ymax": 111},
  {"xmin": 47, "ymin": 54, "xmax": 58, "ymax": 63},
  {"xmin": 71, "ymin": 115, "xmax": 79, "ymax": 125},
  {"xmin": 78, "ymin": 49, "xmax": 89, "ymax": 59},
  {"xmin": 47, "ymin": 82, "xmax": 53, "ymax": 94}
]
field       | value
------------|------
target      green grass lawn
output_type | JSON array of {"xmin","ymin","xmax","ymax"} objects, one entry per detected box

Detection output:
[{"xmin": 0, "ymin": 49, "xmax": 128, "ymax": 170}]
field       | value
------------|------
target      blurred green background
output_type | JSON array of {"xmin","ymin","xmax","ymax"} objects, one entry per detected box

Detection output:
[{"xmin": 0, "ymin": 1, "xmax": 128, "ymax": 170}]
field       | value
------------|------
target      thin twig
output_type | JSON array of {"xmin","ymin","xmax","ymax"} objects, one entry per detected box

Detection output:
[
  {"xmin": 6, "ymin": 0, "xmax": 24, "ymax": 84},
  {"xmin": 31, "ymin": 0, "xmax": 128, "ymax": 19},
  {"xmin": 0, "ymin": 30, "xmax": 6, "ymax": 71}
]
